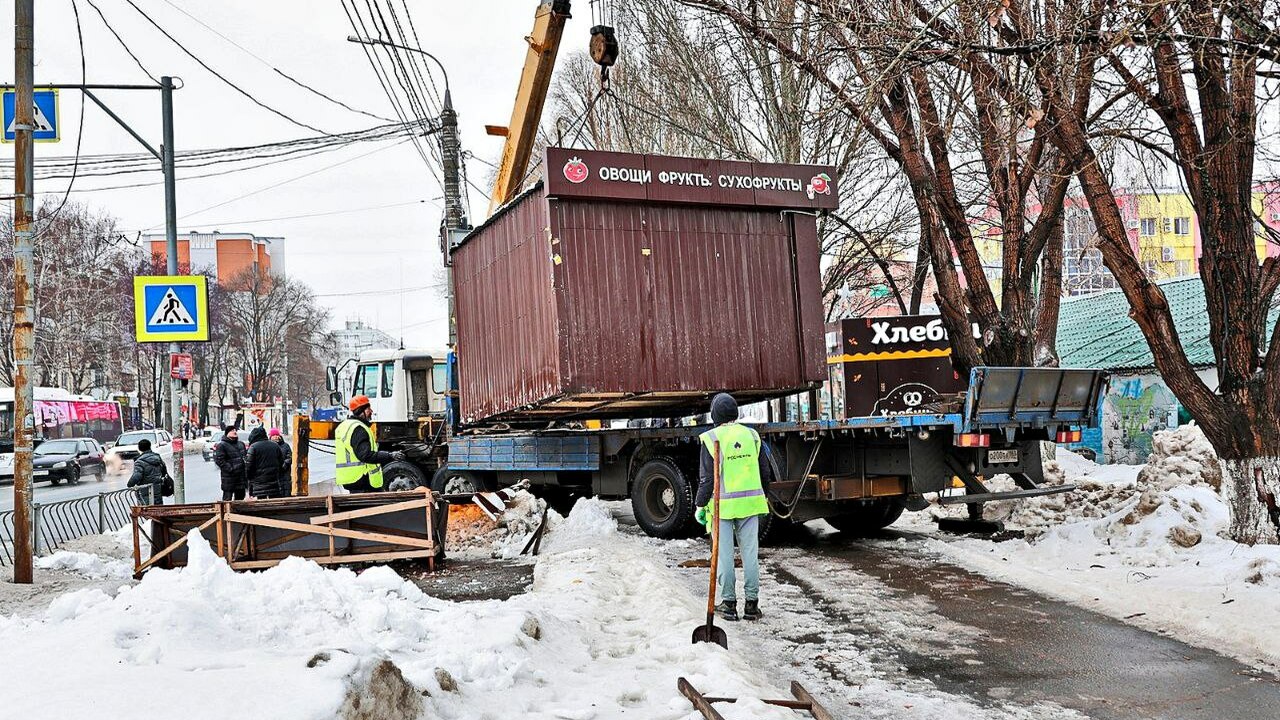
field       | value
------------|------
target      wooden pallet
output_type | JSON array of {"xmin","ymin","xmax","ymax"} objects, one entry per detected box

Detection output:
[
  {"xmin": 677, "ymin": 677, "xmax": 837, "ymax": 720},
  {"xmin": 132, "ymin": 488, "xmax": 445, "ymax": 577}
]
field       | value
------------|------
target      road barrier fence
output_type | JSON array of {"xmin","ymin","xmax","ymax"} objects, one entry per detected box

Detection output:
[{"xmin": 0, "ymin": 487, "xmax": 145, "ymax": 566}]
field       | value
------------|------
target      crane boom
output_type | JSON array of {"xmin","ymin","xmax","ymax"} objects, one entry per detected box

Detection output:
[{"xmin": 488, "ymin": 0, "xmax": 571, "ymax": 214}]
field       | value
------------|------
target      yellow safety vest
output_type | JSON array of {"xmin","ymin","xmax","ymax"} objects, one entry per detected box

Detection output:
[
  {"xmin": 698, "ymin": 422, "xmax": 769, "ymax": 520},
  {"xmin": 334, "ymin": 419, "xmax": 384, "ymax": 489}
]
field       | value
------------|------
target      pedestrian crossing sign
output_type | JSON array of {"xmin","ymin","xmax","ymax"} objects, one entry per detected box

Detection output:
[
  {"xmin": 2, "ymin": 88, "xmax": 59, "ymax": 143},
  {"xmin": 134, "ymin": 275, "xmax": 209, "ymax": 342}
]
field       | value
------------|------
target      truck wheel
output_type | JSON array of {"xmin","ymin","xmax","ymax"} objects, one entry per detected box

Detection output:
[
  {"xmin": 384, "ymin": 461, "xmax": 429, "ymax": 491},
  {"xmin": 630, "ymin": 458, "xmax": 696, "ymax": 539},
  {"xmin": 431, "ymin": 468, "xmax": 492, "ymax": 495},
  {"xmin": 757, "ymin": 512, "xmax": 795, "ymax": 546},
  {"xmin": 827, "ymin": 498, "xmax": 906, "ymax": 535}
]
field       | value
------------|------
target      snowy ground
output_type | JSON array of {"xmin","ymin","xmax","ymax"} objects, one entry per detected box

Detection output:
[
  {"xmin": 5, "ymin": 423, "xmax": 1279, "ymax": 718},
  {"xmin": 910, "ymin": 424, "xmax": 1280, "ymax": 674}
]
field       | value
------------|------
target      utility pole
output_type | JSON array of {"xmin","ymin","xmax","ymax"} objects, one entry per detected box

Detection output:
[
  {"xmin": 439, "ymin": 90, "xmax": 465, "ymax": 346},
  {"xmin": 10, "ymin": 0, "xmax": 34, "ymax": 583},
  {"xmin": 161, "ymin": 76, "xmax": 185, "ymax": 503}
]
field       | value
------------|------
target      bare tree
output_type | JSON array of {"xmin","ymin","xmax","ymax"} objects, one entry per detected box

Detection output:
[
  {"xmin": 0, "ymin": 201, "xmax": 138, "ymax": 392},
  {"xmin": 222, "ymin": 268, "xmax": 331, "ymax": 404},
  {"xmin": 676, "ymin": 0, "xmax": 1095, "ymax": 369},
  {"xmin": 996, "ymin": 0, "xmax": 1280, "ymax": 543}
]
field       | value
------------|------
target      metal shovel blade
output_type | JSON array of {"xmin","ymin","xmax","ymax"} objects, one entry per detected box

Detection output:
[{"xmin": 692, "ymin": 621, "xmax": 727, "ymax": 648}]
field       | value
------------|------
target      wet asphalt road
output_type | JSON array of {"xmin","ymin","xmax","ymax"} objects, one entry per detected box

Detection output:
[{"xmin": 783, "ymin": 530, "xmax": 1280, "ymax": 720}]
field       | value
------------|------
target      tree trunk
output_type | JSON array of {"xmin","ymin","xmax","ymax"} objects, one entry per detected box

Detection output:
[{"xmin": 1221, "ymin": 457, "xmax": 1280, "ymax": 545}]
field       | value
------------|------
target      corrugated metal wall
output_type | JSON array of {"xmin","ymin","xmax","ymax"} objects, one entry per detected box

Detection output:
[
  {"xmin": 452, "ymin": 193, "xmax": 559, "ymax": 424},
  {"xmin": 454, "ymin": 191, "xmax": 827, "ymax": 424},
  {"xmin": 551, "ymin": 200, "xmax": 824, "ymax": 397}
]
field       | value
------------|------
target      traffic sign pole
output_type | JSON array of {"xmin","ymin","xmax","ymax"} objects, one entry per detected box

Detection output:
[
  {"xmin": 10, "ymin": 0, "xmax": 34, "ymax": 584},
  {"xmin": 161, "ymin": 76, "xmax": 184, "ymax": 504}
]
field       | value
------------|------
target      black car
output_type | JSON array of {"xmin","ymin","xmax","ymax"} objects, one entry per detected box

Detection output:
[{"xmin": 33, "ymin": 438, "xmax": 107, "ymax": 485}]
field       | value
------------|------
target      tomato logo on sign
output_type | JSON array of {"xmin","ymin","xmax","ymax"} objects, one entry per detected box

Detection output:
[
  {"xmin": 563, "ymin": 156, "xmax": 589, "ymax": 184},
  {"xmin": 806, "ymin": 172, "xmax": 832, "ymax": 199}
]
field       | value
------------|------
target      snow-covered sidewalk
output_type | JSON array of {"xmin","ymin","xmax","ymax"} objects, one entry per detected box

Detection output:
[
  {"xmin": 911, "ymin": 425, "xmax": 1280, "ymax": 674},
  {"xmin": 0, "ymin": 499, "xmax": 817, "ymax": 720}
]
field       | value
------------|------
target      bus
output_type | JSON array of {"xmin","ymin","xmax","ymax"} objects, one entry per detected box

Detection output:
[{"xmin": 0, "ymin": 387, "xmax": 124, "ymax": 480}]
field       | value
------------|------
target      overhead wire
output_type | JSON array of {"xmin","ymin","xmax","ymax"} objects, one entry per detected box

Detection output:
[
  {"xmin": 83, "ymin": 0, "xmax": 159, "ymax": 84},
  {"xmin": 341, "ymin": 0, "xmax": 436, "ymax": 174},
  {"xmin": 140, "ymin": 139, "xmax": 409, "ymax": 230},
  {"xmin": 31, "ymin": 0, "xmax": 87, "ymax": 239},
  {"xmin": 368, "ymin": 0, "xmax": 442, "ymax": 179},
  {"xmin": 157, "ymin": 0, "xmax": 395, "ymax": 124},
  {"xmin": 121, "ymin": 0, "xmax": 333, "ymax": 135}
]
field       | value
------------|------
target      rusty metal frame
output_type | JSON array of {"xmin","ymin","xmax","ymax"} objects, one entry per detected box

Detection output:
[{"xmin": 131, "ymin": 489, "xmax": 442, "ymax": 577}]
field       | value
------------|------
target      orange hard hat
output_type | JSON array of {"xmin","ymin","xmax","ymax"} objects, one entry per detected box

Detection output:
[{"xmin": 348, "ymin": 395, "xmax": 372, "ymax": 412}]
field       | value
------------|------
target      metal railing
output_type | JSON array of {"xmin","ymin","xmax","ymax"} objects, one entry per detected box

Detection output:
[{"xmin": 0, "ymin": 487, "xmax": 146, "ymax": 566}]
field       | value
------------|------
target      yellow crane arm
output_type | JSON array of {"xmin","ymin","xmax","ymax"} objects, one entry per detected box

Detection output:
[{"xmin": 487, "ymin": 0, "xmax": 572, "ymax": 215}]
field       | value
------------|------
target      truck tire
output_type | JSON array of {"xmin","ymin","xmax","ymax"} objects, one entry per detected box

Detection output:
[
  {"xmin": 431, "ymin": 468, "xmax": 492, "ymax": 495},
  {"xmin": 826, "ymin": 498, "xmax": 906, "ymax": 535},
  {"xmin": 630, "ymin": 457, "xmax": 696, "ymax": 539},
  {"xmin": 384, "ymin": 460, "xmax": 430, "ymax": 491}
]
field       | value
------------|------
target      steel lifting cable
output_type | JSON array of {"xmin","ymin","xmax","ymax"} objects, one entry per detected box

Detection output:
[{"xmin": 767, "ymin": 437, "xmax": 823, "ymax": 520}]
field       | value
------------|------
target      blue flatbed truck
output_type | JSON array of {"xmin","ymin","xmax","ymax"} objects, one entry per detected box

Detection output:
[{"xmin": 432, "ymin": 364, "xmax": 1109, "ymax": 538}]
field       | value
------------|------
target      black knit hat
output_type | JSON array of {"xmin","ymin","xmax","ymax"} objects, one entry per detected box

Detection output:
[{"xmin": 710, "ymin": 393, "xmax": 738, "ymax": 424}]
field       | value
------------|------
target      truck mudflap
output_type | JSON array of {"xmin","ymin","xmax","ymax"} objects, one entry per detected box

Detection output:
[{"xmin": 963, "ymin": 366, "xmax": 1109, "ymax": 432}]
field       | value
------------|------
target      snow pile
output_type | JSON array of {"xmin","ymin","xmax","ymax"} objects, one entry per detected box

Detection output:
[
  {"xmin": 35, "ymin": 551, "xmax": 131, "ymax": 580},
  {"xmin": 540, "ymin": 497, "xmax": 616, "ymax": 553},
  {"xmin": 2, "ymin": 498, "xmax": 809, "ymax": 719},
  {"xmin": 930, "ymin": 424, "xmax": 1280, "ymax": 671}
]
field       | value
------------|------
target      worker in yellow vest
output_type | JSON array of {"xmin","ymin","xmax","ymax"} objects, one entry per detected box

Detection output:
[
  {"xmin": 334, "ymin": 395, "xmax": 404, "ymax": 493},
  {"xmin": 694, "ymin": 393, "xmax": 775, "ymax": 622}
]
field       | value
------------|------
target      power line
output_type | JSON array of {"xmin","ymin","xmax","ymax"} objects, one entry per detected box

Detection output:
[
  {"xmin": 37, "ymin": 137, "xmax": 408, "ymax": 195},
  {"xmin": 140, "ymin": 139, "xmax": 408, "ymax": 231},
  {"xmin": 84, "ymin": 0, "xmax": 159, "ymax": 84},
  {"xmin": 314, "ymin": 285, "xmax": 435, "ymax": 298},
  {"xmin": 32, "ymin": 0, "xmax": 87, "ymax": 239},
  {"xmin": 342, "ymin": 0, "xmax": 436, "ymax": 173},
  {"xmin": 367, "ymin": 0, "xmax": 442, "ymax": 177},
  {"xmin": 157, "ymin": 0, "xmax": 394, "ymax": 124},
  {"xmin": 152, "ymin": 198, "xmax": 433, "ymax": 230},
  {"xmin": 121, "ymin": 0, "xmax": 333, "ymax": 135}
]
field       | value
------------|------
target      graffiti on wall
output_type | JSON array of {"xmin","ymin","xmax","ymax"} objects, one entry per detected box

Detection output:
[{"xmin": 1070, "ymin": 376, "xmax": 1179, "ymax": 464}]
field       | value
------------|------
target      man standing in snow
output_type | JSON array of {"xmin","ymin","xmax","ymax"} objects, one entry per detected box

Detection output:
[{"xmin": 695, "ymin": 393, "xmax": 775, "ymax": 622}]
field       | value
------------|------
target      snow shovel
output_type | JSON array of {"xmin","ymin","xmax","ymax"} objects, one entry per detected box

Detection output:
[{"xmin": 692, "ymin": 440, "xmax": 728, "ymax": 648}]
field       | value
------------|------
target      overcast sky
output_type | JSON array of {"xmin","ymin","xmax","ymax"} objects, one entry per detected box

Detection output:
[{"xmin": 1, "ymin": 0, "xmax": 552, "ymax": 350}]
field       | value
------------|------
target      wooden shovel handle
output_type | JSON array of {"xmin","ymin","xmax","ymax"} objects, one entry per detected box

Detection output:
[{"xmin": 706, "ymin": 440, "xmax": 721, "ymax": 616}]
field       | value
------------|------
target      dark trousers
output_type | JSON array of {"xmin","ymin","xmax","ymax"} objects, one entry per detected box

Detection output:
[
  {"xmin": 342, "ymin": 474, "xmax": 381, "ymax": 494},
  {"xmin": 222, "ymin": 489, "xmax": 245, "ymax": 501}
]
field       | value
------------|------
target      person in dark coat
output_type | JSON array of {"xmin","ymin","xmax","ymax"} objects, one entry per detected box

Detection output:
[
  {"xmin": 127, "ymin": 438, "xmax": 168, "ymax": 505},
  {"xmin": 245, "ymin": 426, "xmax": 286, "ymax": 499},
  {"xmin": 213, "ymin": 426, "xmax": 248, "ymax": 501},
  {"xmin": 269, "ymin": 427, "xmax": 293, "ymax": 497}
]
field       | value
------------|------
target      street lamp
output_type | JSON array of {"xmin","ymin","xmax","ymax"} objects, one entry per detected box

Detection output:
[
  {"xmin": 346, "ymin": 35, "xmax": 450, "ymax": 93},
  {"xmin": 346, "ymin": 33, "xmax": 467, "ymax": 346}
]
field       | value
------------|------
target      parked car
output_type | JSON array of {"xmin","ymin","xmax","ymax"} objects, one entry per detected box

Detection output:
[
  {"xmin": 107, "ymin": 429, "xmax": 175, "ymax": 470},
  {"xmin": 202, "ymin": 430, "xmax": 224, "ymax": 462},
  {"xmin": 32, "ymin": 438, "xmax": 107, "ymax": 485}
]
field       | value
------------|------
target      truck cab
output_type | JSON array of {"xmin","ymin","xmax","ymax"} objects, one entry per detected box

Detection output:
[{"xmin": 343, "ymin": 348, "xmax": 450, "ymax": 423}]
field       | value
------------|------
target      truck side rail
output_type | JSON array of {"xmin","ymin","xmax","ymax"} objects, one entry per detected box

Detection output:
[{"xmin": 962, "ymin": 366, "xmax": 1109, "ymax": 433}]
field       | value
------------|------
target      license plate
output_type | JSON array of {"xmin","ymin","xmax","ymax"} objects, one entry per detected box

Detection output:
[
  {"xmin": 33, "ymin": 470, "xmax": 48, "ymax": 477},
  {"xmin": 987, "ymin": 449, "xmax": 1018, "ymax": 465}
]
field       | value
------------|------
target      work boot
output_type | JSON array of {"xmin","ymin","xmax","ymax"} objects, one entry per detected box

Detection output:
[
  {"xmin": 716, "ymin": 601, "xmax": 739, "ymax": 622},
  {"xmin": 743, "ymin": 599, "xmax": 762, "ymax": 621}
]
